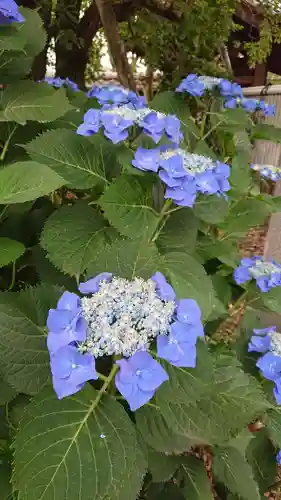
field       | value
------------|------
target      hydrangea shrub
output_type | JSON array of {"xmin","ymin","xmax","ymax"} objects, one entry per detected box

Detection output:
[{"xmin": 2, "ymin": 4, "xmax": 281, "ymax": 499}]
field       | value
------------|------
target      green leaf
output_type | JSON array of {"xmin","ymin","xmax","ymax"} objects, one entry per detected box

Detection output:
[
  {"xmin": 146, "ymin": 482, "xmax": 184, "ymax": 500},
  {"xmin": 157, "ymin": 209, "xmax": 198, "ymax": 254},
  {"xmin": 266, "ymin": 407, "xmax": 281, "ymax": 447},
  {"xmin": 147, "ymin": 451, "xmax": 180, "ymax": 482},
  {"xmin": 0, "ymin": 82, "xmax": 72, "ymax": 124},
  {"xmin": 41, "ymin": 203, "xmax": 110, "ymax": 278},
  {"xmin": 261, "ymin": 287, "xmax": 281, "ymax": 314},
  {"xmin": 136, "ymin": 404, "xmax": 192, "ymax": 454},
  {"xmin": 99, "ymin": 175, "xmax": 160, "ymax": 240},
  {"xmin": 162, "ymin": 251, "xmax": 216, "ymax": 319},
  {"xmin": 0, "ymin": 238, "xmax": 25, "ymax": 267},
  {"xmin": 193, "ymin": 195, "xmax": 229, "ymax": 224},
  {"xmin": 156, "ymin": 353, "xmax": 269, "ymax": 446},
  {"xmin": 197, "ymin": 236, "xmax": 240, "ymax": 268},
  {"xmin": 213, "ymin": 446, "xmax": 260, "ymax": 500},
  {"xmin": 0, "ymin": 455, "xmax": 12, "ymax": 500},
  {"xmin": 0, "ymin": 377, "xmax": 17, "ymax": 405},
  {"xmin": 0, "ymin": 161, "xmax": 65, "ymax": 204},
  {"xmin": 252, "ymin": 123, "xmax": 281, "ymax": 143},
  {"xmin": 246, "ymin": 430, "xmax": 276, "ymax": 494},
  {"xmin": 0, "ymin": 284, "xmax": 61, "ymax": 394},
  {"xmin": 230, "ymin": 150, "xmax": 252, "ymax": 195},
  {"xmin": 86, "ymin": 239, "xmax": 160, "ymax": 280},
  {"xmin": 179, "ymin": 456, "xmax": 213, "ymax": 500},
  {"xmin": 150, "ymin": 91, "xmax": 190, "ymax": 123},
  {"xmin": 24, "ymin": 129, "xmax": 120, "ymax": 189},
  {"xmin": 14, "ymin": 385, "xmax": 147, "ymax": 500},
  {"xmin": 219, "ymin": 199, "xmax": 270, "ymax": 236},
  {"xmin": 0, "ymin": 24, "xmax": 26, "ymax": 52}
]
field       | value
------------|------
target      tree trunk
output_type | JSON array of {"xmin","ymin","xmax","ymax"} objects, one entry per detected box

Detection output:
[
  {"xmin": 55, "ymin": 0, "xmax": 84, "ymax": 85},
  {"xmin": 94, "ymin": 0, "xmax": 136, "ymax": 90}
]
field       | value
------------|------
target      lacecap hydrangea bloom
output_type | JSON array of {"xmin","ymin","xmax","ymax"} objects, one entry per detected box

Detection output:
[
  {"xmin": 0, "ymin": 0, "xmax": 24, "ymax": 23},
  {"xmin": 248, "ymin": 326, "xmax": 281, "ymax": 404},
  {"xmin": 132, "ymin": 146, "xmax": 230, "ymax": 207},
  {"xmin": 234, "ymin": 257, "xmax": 281, "ymax": 292},
  {"xmin": 47, "ymin": 272, "xmax": 204, "ymax": 410},
  {"xmin": 77, "ymin": 105, "xmax": 182, "ymax": 145},
  {"xmin": 176, "ymin": 74, "xmax": 243, "ymax": 100},
  {"xmin": 43, "ymin": 76, "xmax": 79, "ymax": 92},
  {"xmin": 251, "ymin": 163, "xmax": 281, "ymax": 181},
  {"xmin": 87, "ymin": 84, "xmax": 147, "ymax": 109}
]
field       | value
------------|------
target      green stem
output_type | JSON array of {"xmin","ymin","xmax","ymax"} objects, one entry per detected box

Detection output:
[
  {"xmin": 165, "ymin": 206, "xmax": 184, "ymax": 216},
  {"xmin": 8, "ymin": 261, "xmax": 16, "ymax": 291},
  {"xmin": 0, "ymin": 204, "xmax": 8, "ymax": 222},
  {"xmin": 200, "ymin": 119, "xmax": 224, "ymax": 142},
  {"xmin": 96, "ymin": 372, "xmax": 108, "ymax": 382},
  {"xmin": 200, "ymin": 113, "xmax": 207, "ymax": 138},
  {"xmin": 0, "ymin": 125, "xmax": 17, "ymax": 161},
  {"xmin": 94, "ymin": 364, "xmax": 119, "ymax": 406},
  {"xmin": 151, "ymin": 199, "xmax": 173, "ymax": 243}
]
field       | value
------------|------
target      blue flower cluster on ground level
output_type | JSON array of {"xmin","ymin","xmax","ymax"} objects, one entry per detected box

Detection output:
[
  {"xmin": 0, "ymin": 0, "xmax": 24, "ymax": 23},
  {"xmin": 46, "ymin": 272, "xmax": 204, "ymax": 410},
  {"xmin": 252, "ymin": 163, "xmax": 281, "ymax": 182},
  {"xmin": 234, "ymin": 257, "xmax": 281, "ymax": 292},
  {"xmin": 249, "ymin": 326, "xmax": 281, "ymax": 404},
  {"xmin": 132, "ymin": 146, "xmax": 230, "ymax": 206},
  {"xmin": 87, "ymin": 84, "xmax": 147, "ymax": 109},
  {"xmin": 43, "ymin": 77, "xmax": 79, "ymax": 92}
]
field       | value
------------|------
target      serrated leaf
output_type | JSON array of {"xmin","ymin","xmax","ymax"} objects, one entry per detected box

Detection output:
[
  {"xmin": 213, "ymin": 446, "xmax": 260, "ymax": 500},
  {"xmin": 0, "ymin": 24, "xmax": 25, "ymax": 51},
  {"xmin": 0, "ymin": 161, "xmax": 65, "ymax": 204},
  {"xmin": 40, "ymin": 203, "xmax": 111, "ymax": 278},
  {"xmin": 86, "ymin": 239, "xmax": 160, "ymax": 280},
  {"xmin": 161, "ymin": 251, "xmax": 216, "ymax": 319},
  {"xmin": 193, "ymin": 195, "xmax": 229, "ymax": 224},
  {"xmin": 0, "ymin": 82, "xmax": 72, "ymax": 124},
  {"xmin": 179, "ymin": 456, "xmax": 213, "ymax": 500},
  {"xmin": 157, "ymin": 209, "xmax": 198, "ymax": 254},
  {"xmin": 136, "ymin": 404, "xmax": 192, "ymax": 453},
  {"xmin": 266, "ymin": 407, "xmax": 281, "ymax": 447},
  {"xmin": 246, "ymin": 430, "xmax": 276, "ymax": 494},
  {"xmin": 252, "ymin": 123, "xmax": 281, "ymax": 143},
  {"xmin": 146, "ymin": 482, "xmax": 184, "ymax": 500},
  {"xmin": 219, "ymin": 199, "xmax": 270, "ymax": 236},
  {"xmin": 99, "ymin": 175, "xmax": 160, "ymax": 240},
  {"xmin": 156, "ymin": 353, "xmax": 269, "ymax": 446},
  {"xmin": 0, "ymin": 238, "xmax": 25, "ymax": 267},
  {"xmin": 230, "ymin": 149, "xmax": 252, "ymax": 194},
  {"xmin": 148, "ymin": 451, "xmax": 180, "ymax": 482},
  {"xmin": 24, "ymin": 129, "xmax": 120, "ymax": 189},
  {"xmin": 0, "ymin": 284, "xmax": 61, "ymax": 394},
  {"xmin": 14, "ymin": 385, "xmax": 146, "ymax": 500},
  {"xmin": 0, "ymin": 376, "xmax": 17, "ymax": 405},
  {"xmin": 197, "ymin": 236, "xmax": 239, "ymax": 268}
]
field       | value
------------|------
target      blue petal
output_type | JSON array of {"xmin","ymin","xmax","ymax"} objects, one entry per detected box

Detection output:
[
  {"xmin": 276, "ymin": 450, "xmax": 281, "ymax": 464},
  {"xmin": 151, "ymin": 272, "xmax": 176, "ymax": 301},
  {"xmin": 47, "ymin": 309, "xmax": 74, "ymax": 333},
  {"xmin": 248, "ymin": 335, "xmax": 271, "ymax": 353},
  {"xmin": 52, "ymin": 377, "xmax": 84, "ymax": 399},
  {"xmin": 176, "ymin": 298, "xmax": 201, "ymax": 324},
  {"xmin": 233, "ymin": 266, "xmax": 251, "ymax": 285},
  {"xmin": 57, "ymin": 291, "xmax": 80, "ymax": 311},
  {"xmin": 257, "ymin": 352, "xmax": 281, "ymax": 381},
  {"xmin": 137, "ymin": 361, "xmax": 168, "ymax": 392},
  {"xmin": 79, "ymin": 273, "xmax": 113, "ymax": 294}
]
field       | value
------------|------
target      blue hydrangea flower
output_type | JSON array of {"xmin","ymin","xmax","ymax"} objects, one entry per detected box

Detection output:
[
  {"xmin": 77, "ymin": 105, "xmax": 182, "ymax": 145},
  {"xmin": 224, "ymin": 96, "xmax": 276, "ymax": 116},
  {"xmin": 0, "ymin": 0, "xmax": 24, "ymax": 23},
  {"xmin": 87, "ymin": 84, "xmax": 147, "ymax": 109},
  {"xmin": 47, "ymin": 291, "xmax": 86, "ymax": 354},
  {"xmin": 50, "ymin": 345, "xmax": 98, "ymax": 399},
  {"xmin": 46, "ymin": 272, "xmax": 204, "ymax": 408},
  {"xmin": 157, "ymin": 298, "xmax": 204, "ymax": 367},
  {"xmin": 176, "ymin": 75, "xmax": 243, "ymax": 100},
  {"xmin": 115, "ymin": 351, "xmax": 168, "ymax": 411},
  {"xmin": 43, "ymin": 77, "xmax": 79, "ymax": 91},
  {"xmin": 234, "ymin": 257, "xmax": 281, "ymax": 292},
  {"xmin": 132, "ymin": 146, "xmax": 230, "ymax": 207},
  {"xmin": 249, "ymin": 325, "xmax": 281, "ymax": 404},
  {"xmin": 251, "ymin": 163, "xmax": 281, "ymax": 182},
  {"xmin": 277, "ymin": 451, "xmax": 281, "ymax": 465}
]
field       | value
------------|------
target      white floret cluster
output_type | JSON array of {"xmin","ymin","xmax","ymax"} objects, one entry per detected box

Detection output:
[{"xmin": 78, "ymin": 276, "xmax": 175, "ymax": 358}]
